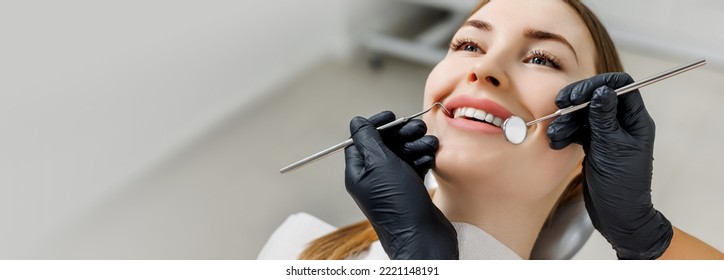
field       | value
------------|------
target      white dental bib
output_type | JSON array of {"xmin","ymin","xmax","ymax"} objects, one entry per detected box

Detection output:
[{"xmin": 257, "ymin": 212, "xmax": 522, "ymax": 260}]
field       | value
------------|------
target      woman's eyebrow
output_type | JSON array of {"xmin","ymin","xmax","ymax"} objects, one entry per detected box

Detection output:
[
  {"xmin": 464, "ymin": 19, "xmax": 493, "ymax": 31},
  {"xmin": 464, "ymin": 20, "xmax": 579, "ymax": 63},
  {"xmin": 524, "ymin": 28, "xmax": 579, "ymax": 63}
]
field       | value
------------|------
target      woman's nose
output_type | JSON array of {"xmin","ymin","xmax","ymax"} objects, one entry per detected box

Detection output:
[{"xmin": 467, "ymin": 62, "xmax": 506, "ymax": 88}]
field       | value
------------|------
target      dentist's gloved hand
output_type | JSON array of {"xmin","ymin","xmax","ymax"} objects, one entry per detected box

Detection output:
[
  {"xmin": 344, "ymin": 111, "xmax": 458, "ymax": 260},
  {"xmin": 547, "ymin": 73, "xmax": 673, "ymax": 260},
  {"xmin": 373, "ymin": 111, "xmax": 437, "ymax": 179}
]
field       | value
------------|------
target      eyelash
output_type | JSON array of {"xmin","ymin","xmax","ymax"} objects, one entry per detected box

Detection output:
[
  {"xmin": 526, "ymin": 50, "xmax": 563, "ymax": 70},
  {"xmin": 450, "ymin": 38, "xmax": 483, "ymax": 53},
  {"xmin": 449, "ymin": 37, "xmax": 563, "ymax": 70}
]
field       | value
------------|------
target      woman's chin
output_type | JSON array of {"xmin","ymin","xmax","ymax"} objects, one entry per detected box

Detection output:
[{"xmin": 434, "ymin": 153, "xmax": 498, "ymax": 187}]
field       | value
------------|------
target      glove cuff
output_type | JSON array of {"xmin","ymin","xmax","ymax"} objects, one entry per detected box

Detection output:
[{"xmin": 615, "ymin": 210, "xmax": 674, "ymax": 260}]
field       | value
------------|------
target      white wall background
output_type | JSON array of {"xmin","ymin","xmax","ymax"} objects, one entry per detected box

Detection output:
[
  {"xmin": 0, "ymin": 0, "xmax": 350, "ymax": 258},
  {"xmin": 0, "ymin": 0, "xmax": 722, "ymax": 259},
  {"xmin": 585, "ymin": 0, "xmax": 724, "ymax": 69},
  {"xmin": 0, "ymin": 0, "xmax": 419, "ymax": 259}
]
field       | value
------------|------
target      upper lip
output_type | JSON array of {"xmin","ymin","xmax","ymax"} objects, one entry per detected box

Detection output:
[{"xmin": 444, "ymin": 95, "xmax": 515, "ymax": 120}]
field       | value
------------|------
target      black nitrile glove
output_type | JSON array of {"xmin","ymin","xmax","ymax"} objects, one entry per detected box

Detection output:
[
  {"xmin": 344, "ymin": 111, "xmax": 458, "ymax": 260},
  {"xmin": 547, "ymin": 73, "xmax": 673, "ymax": 260},
  {"xmin": 373, "ymin": 111, "xmax": 437, "ymax": 179}
]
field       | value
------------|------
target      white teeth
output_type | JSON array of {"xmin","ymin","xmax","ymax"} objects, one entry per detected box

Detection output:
[
  {"xmin": 454, "ymin": 108, "xmax": 463, "ymax": 118},
  {"xmin": 492, "ymin": 117, "xmax": 503, "ymax": 126},
  {"xmin": 473, "ymin": 110, "xmax": 487, "ymax": 120},
  {"xmin": 452, "ymin": 107, "xmax": 505, "ymax": 128},
  {"xmin": 464, "ymin": 108, "xmax": 475, "ymax": 118}
]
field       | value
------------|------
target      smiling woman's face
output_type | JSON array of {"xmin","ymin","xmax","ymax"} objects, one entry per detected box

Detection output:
[{"xmin": 424, "ymin": 0, "xmax": 598, "ymax": 201}]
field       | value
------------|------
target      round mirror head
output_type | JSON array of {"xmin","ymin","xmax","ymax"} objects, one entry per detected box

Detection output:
[{"xmin": 502, "ymin": 116, "xmax": 527, "ymax": 145}]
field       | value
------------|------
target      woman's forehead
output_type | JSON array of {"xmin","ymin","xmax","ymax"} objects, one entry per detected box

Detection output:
[
  {"xmin": 469, "ymin": 0, "xmax": 596, "ymax": 67},
  {"xmin": 472, "ymin": 0, "xmax": 587, "ymax": 34}
]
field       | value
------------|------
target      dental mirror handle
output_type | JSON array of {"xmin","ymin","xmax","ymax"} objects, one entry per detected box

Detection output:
[
  {"xmin": 279, "ymin": 117, "xmax": 409, "ymax": 174},
  {"xmin": 526, "ymin": 58, "xmax": 707, "ymax": 127},
  {"xmin": 279, "ymin": 103, "xmax": 450, "ymax": 174}
]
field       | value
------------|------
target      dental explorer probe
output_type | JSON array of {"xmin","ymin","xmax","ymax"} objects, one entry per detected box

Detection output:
[
  {"xmin": 280, "ymin": 102, "xmax": 452, "ymax": 174},
  {"xmin": 502, "ymin": 58, "xmax": 707, "ymax": 145}
]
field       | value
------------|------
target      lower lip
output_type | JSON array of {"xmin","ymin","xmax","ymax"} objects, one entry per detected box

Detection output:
[{"xmin": 445, "ymin": 116, "xmax": 504, "ymax": 134}]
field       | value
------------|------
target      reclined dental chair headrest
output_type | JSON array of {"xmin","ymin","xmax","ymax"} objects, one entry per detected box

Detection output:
[{"xmin": 531, "ymin": 191, "xmax": 593, "ymax": 260}]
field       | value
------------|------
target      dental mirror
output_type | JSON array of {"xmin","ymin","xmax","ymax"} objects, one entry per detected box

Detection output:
[{"xmin": 502, "ymin": 58, "xmax": 707, "ymax": 145}]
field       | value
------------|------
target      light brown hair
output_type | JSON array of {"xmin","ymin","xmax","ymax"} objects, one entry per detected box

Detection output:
[{"xmin": 299, "ymin": 0, "xmax": 623, "ymax": 260}]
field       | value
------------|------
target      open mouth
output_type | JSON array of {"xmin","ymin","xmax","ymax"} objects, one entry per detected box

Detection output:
[{"xmin": 452, "ymin": 107, "xmax": 504, "ymax": 128}]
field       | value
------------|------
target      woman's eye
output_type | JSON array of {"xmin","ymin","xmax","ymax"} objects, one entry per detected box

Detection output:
[
  {"xmin": 529, "ymin": 57, "xmax": 552, "ymax": 66},
  {"xmin": 462, "ymin": 43, "xmax": 480, "ymax": 52},
  {"xmin": 450, "ymin": 38, "xmax": 483, "ymax": 54},
  {"xmin": 525, "ymin": 51, "xmax": 562, "ymax": 70}
]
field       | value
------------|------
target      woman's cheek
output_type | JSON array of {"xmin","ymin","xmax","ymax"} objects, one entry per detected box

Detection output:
[
  {"xmin": 424, "ymin": 63, "xmax": 449, "ymax": 103},
  {"xmin": 522, "ymin": 78, "xmax": 570, "ymax": 118},
  {"xmin": 426, "ymin": 61, "xmax": 467, "ymax": 102}
]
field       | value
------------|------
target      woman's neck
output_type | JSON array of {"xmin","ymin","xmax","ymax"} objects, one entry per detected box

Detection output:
[{"xmin": 431, "ymin": 183, "xmax": 559, "ymax": 260}]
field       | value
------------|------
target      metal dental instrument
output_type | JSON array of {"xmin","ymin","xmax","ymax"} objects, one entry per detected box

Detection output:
[
  {"xmin": 280, "ymin": 102, "xmax": 452, "ymax": 174},
  {"xmin": 502, "ymin": 58, "xmax": 707, "ymax": 145}
]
